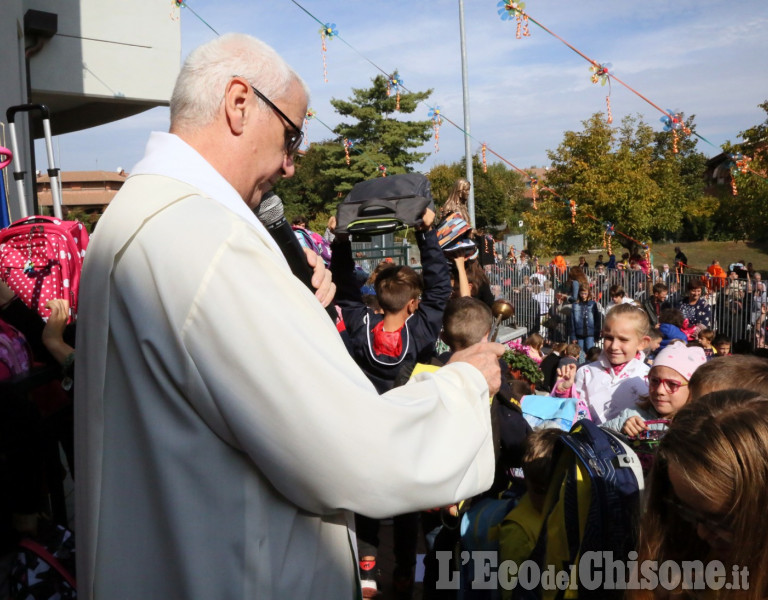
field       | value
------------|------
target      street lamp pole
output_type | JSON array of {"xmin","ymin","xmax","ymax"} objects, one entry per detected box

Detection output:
[{"xmin": 458, "ymin": 0, "xmax": 475, "ymax": 227}]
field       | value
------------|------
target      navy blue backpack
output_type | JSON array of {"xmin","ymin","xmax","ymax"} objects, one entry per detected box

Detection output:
[{"xmin": 513, "ymin": 419, "xmax": 643, "ymax": 600}]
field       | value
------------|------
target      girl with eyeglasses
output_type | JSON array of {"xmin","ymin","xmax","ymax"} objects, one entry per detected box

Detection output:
[
  {"xmin": 602, "ymin": 341, "xmax": 706, "ymax": 437},
  {"xmin": 631, "ymin": 390, "xmax": 768, "ymax": 600}
]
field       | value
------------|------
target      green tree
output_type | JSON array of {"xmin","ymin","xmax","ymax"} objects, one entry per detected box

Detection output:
[
  {"xmin": 650, "ymin": 115, "xmax": 712, "ymax": 241},
  {"xmin": 720, "ymin": 100, "xmax": 768, "ymax": 242},
  {"xmin": 528, "ymin": 113, "xmax": 708, "ymax": 254},
  {"xmin": 322, "ymin": 75, "xmax": 434, "ymax": 193},
  {"xmin": 427, "ymin": 156, "xmax": 526, "ymax": 231},
  {"xmin": 272, "ymin": 141, "xmax": 340, "ymax": 226},
  {"xmin": 275, "ymin": 75, "xmax": 436, "ymax": 223}
]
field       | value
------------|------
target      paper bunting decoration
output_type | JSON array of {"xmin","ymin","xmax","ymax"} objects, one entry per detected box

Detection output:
[
  {"xmin": 378, "ymin": 164, "xmax": 387, "ymax": 177},
  {"xmin": 660, "ymin": 110, "xmax": 691, "ymax": 154},
  {"xmin": 732, "ymin": 153, "xmax": 751, "ymax": 174},
  {"xmin": 170, "ymin": 0, "xmax": 182, "ymax": 20},
  {"xmin": 589, "ymin": 63, "xmax": 613, "ymax": 124},
  {"xmin": 497, "ymin": 1, "xmax": 530, "ymax": 38},
  {"xmin": 642, "ymin": 244, "xmax": 651, "ymax": 267},
  {"xmin": 660, "ymin": 111, "xmax": 682, "ymax": 131},
  {"xmin": 603, "ymin": 222, "xmax": 615, "ymax": 255},
  {"xmin": 482, "ymin": 143, "xmax": 488, "ymax": 173},
  {"xmin": 303, "ymin": 109, "xmax": 315, "ymax": 148},
  {"xmin": 343, "ymin": 138, "xmax": 353, "ymax": 165},
  {"xmin": 387, "ymin": 71, "xmax": 404, "ymax": 111},
  {"xmin": 606, "ymin": 96, "xmax": 613, "ymax": 125},
  {"xmin": 428, "ymin": 107, "xmax": 442, "ymax": 152},
  {"xmin": 319, "ymin": 23, "xmax": 338, "ymax": 83},
  {"xmin": 569, "ymin": 199, "xmax": 576, "ymax": 224},
  {"xmin": 728, "ymin": 153, "xmax": 752, "ymax": 196},
  {"xmin": 589, "ymin": 63, "xmax": 611, "ymax": 86},
  {"xmin": 528, "ymin": 176, "xmax": 539, "ymax": 210}
]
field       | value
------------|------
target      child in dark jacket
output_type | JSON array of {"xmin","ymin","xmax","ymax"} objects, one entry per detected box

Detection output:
[
  {"xmin": 657, "ymin": 307, "xmax": 688, "ymax": 351},
  {"xmin": 422, "ymin": 297, "xmax": 531, "ymax": 599},
  {"xmin": 569, "ymin": 287, "xmax": 602, "ymax": 353},
  {"xmin": 331, "ymin": 207, "xmax": 451, "ymax": 393},
  {"xmin": 330, "ymin": 207, "xmax": 450, "ymax": 597}
]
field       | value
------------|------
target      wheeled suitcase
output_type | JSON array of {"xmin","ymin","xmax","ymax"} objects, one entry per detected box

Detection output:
[
  {"xmin": 5, "ymin": 103, "xmax": 63, "ymax": 219},
  {"xmin": 1, "ymin": 104, "xmax": 88, "ymax": 322}
]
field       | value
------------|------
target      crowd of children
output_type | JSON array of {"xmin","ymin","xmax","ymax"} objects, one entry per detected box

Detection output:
[
  {"xmin": 321, "ymin": 195, "xmax": 768, "ymax": 599},
  {"xmin": 4, "ymin": 187, "xmax": 768, "ymax": 600}
]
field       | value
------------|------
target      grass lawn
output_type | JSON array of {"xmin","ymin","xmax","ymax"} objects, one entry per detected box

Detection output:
[{"xmin": 541, "ymin": 240, "xmax": 768, "ymax": 275}]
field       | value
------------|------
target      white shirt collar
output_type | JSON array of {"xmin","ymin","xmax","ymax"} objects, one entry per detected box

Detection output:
[{"xmin": 131, "ymin": 132, "xmax": 282, "ymax": 255}]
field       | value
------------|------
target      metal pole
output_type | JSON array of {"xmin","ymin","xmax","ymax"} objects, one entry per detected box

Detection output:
[{"xmin": 458, "ymin": 0, "xmax": 475, "ymax": 227}]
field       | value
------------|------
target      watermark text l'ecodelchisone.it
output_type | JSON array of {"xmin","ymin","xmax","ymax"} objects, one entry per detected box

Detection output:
[{"xmin": 435, "ymin": 550, "xmax": 749, "ymax": 591}]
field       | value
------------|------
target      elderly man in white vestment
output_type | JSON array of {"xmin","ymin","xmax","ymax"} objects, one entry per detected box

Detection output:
[{"xmin": 75, "ymin": 33, "xmax": 503, "ymax": 599}]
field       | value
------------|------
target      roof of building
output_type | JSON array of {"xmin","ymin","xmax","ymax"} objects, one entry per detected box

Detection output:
[
  {"xmin": 36, "ymin": 170, "xmax": 128, "ymax": 183},
  {"xmin": 523, "ymin": 167, "xmax": 549, "ymax": 199}
]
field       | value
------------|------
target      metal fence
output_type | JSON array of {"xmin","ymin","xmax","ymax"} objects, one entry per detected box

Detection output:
[
  {"xmin": 344, "ymin": 247, "xmax": 766, "ymax": 350},
  {"xmin": 350, "ymin": 242, "xmax": 411, "ymax": 274},
  {"xmin": 485, "ymin": 263, "xmax": 767, "ymax": 350}
]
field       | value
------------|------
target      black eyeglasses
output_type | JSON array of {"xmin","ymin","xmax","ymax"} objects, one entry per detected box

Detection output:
[
  {"xmin": 665, "ymin": 497, "xmax": 733, "ymax": 541},
  {"xmin": 237, "ymin": 77, "xmax": 304, "ymax": 156}
]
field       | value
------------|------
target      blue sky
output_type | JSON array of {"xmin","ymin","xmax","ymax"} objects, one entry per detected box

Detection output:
[{"xmin": 44, "ymin": 0, "xmax": 768, "ymax": 175}]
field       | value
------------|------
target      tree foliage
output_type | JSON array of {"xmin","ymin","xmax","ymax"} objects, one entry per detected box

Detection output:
[
  {"xmin": 427, "ymin": 156, "xmax": 526, "ymax": 232},
  {"xmin": 525, "ymin": 113, "xmax": 710, "ymax": 254},
  {"xmin": 275, "ymin": 75, "xmax": 435, "ymax": 225},
  {"xmin": 719, "ymin": 100, "xmax": 768, "ymax": 242}
]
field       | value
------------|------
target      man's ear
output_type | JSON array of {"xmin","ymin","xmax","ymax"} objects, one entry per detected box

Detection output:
[{"xmin": 223, "ymin": 77, "xmax": 251, "ymax": 135}]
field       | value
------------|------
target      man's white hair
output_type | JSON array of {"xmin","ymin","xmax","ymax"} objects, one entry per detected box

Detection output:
[{"xmin": 170, "ymin": 33, "xmax": 309, "ymax": 132}]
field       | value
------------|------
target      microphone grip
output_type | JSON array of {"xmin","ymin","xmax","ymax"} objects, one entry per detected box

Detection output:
[{"xmin": 266, "ymin": 219, "xmax": 338, "ymax": 322}]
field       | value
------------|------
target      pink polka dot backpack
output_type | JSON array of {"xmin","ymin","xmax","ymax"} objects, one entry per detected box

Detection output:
[{"xmin": 0, "ymin": 215, "xmax": 89, "ymax": 323}]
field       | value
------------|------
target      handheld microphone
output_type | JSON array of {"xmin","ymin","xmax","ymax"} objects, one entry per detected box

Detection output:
[{"xmin": 255, "ymin": 192, "xmax": 337, "ymax": 321}]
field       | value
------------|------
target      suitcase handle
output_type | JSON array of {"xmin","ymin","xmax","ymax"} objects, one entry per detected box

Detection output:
[
  {"xmin": 6, "ymin": 104, "xmax": 50, "ymax": 123},
  {"xmin": 7, "ymin": 215, "xmax": 63, "ymax": 228},
  {"xmin": 359, "ymin": 198, "xmax": 397, "ymax": 215}
]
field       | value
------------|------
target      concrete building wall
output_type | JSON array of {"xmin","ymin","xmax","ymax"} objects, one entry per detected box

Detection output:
[{"xmin": 0, "ymin": 1, "xmax": 180, "ymax": 220}]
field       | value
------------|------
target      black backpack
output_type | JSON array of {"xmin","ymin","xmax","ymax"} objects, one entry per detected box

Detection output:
[{"xmin": 335, "ymin": 173, "xmax": 435, "ymax": 236}]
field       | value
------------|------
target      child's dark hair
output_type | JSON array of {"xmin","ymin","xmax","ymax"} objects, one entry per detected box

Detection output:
[
  {"xmin": 609, "ymin": 284, "xmax": 625, "ymax": 298},
  {"xmin": 585, "ymin": 346, "xmax": 601, "ymax": 363},
  {"xmin": 658, "ymin": 307, "xmax": 684, "ymax": 328},
  {"xmin": 551, "ymin": 342, "xmax": 567, "ymax": 354},
  {"xmin": 698, "ymin": 328, "xmax": 715, "ymax": 342},
  {"xmin": 508, "ymin": 379, "xmax": 534, "ymax": 403},
  {"xmin": 441, "ymin": 297, "xmax": 492, "ymax": 351},
  {"xmin": 362, "ymin": 294, "xmax": 381, "ymax": 313},
  {"xmin": 712, "ymin": 333, "xmax": 731, "ymax": 347},
  {"xmin": 374, "ymin": 265, "xmax": 423, "ymax": 313},
  {"xmin": 652, "ymin": 282, "xmax": 668, "ymax": 295},
  {"xmin": 367, "ymin": 260, "xmax": 397, "ymax": 286},
  {"xmin": 522, "ymin": 428, "xmax": 562, "ymax": 495},
  {"xmin": 648, "ymin": 328, "xmax": 663, "ymax": 342}
]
